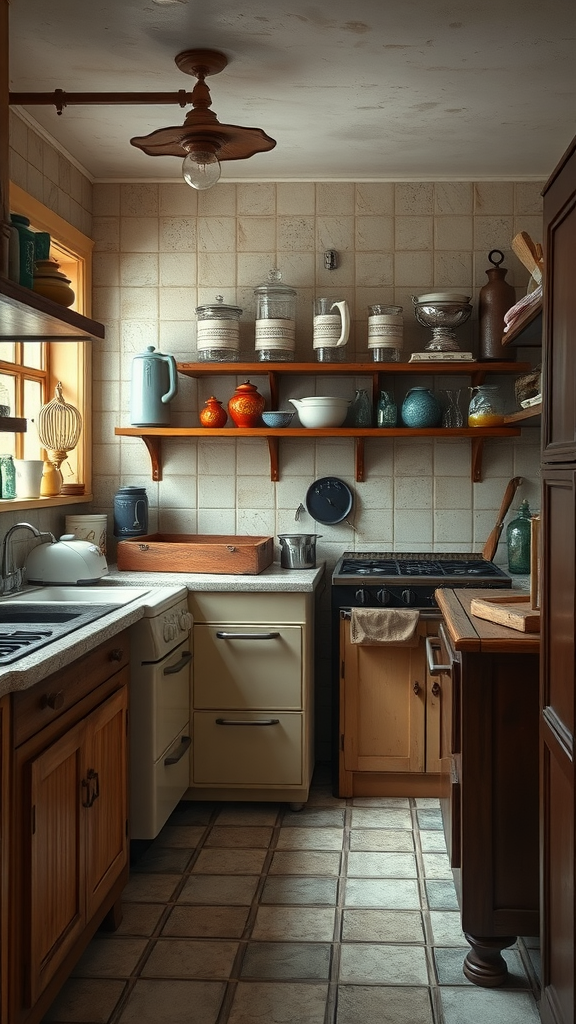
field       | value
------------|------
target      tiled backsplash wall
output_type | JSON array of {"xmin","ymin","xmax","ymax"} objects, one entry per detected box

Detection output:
[{"xmin": 90, "ymin": 178, "xmax": 542, "ymax": 570}]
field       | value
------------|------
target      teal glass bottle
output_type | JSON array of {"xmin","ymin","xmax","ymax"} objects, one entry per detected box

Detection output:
[
  {"xmin": 507, "ymin": 499, "xmax": 532, "ymax": 574},
  {"xmin": 348, "ymin": 389, "xmax": 372, "ymax": 426}
]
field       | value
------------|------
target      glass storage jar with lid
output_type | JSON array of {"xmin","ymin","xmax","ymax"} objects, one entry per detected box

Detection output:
[
  {"xmin": 467, "ymin": 384, "xmax": 504, "ymax": 426},
  {"xmin": 195, "ymin": 294, "xmax": 243, "ymax": 362},
  {"xmin": 254, "ymin": 268, "xmax": 296, "ymax": 362},
  {"xmin": 367, "ymin": 304, "xmax": 403, "ymax": 362}
]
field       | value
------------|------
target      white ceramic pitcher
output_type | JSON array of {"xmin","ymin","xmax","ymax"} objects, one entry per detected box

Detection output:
[{"xmin": 313, "ymin": 298, "xmax": 350, "ymax": 362}]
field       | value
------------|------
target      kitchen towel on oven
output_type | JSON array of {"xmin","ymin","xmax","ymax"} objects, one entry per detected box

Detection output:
[{"xmin": 350, "ymin": 608, "xmax": 420, "ymax": 646}]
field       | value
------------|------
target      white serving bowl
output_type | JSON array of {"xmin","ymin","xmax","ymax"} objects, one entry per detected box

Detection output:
[
  {"xmin": 415, "ymin": 290, "xmax": 471, "ymax": 304},
  {"xmin": 289, "ymin": 397, "xmax": 350, "ymax": 427}
]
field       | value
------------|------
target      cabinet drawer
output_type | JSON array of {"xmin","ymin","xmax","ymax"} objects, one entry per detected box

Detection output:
[
  {"xmin": 189, "ymin": 592, "xmax": 309, "ymax": 624},
  {"xmin": 12, "ymin": 631, "xmax": 130, "ymax": 747},
  {"xmin": 193, "ymin": 711, "xmax": 303, "ymax": 785},
  {"xmin": 194, "ymin": 624, "xmax": 302, "ymax": 709}
]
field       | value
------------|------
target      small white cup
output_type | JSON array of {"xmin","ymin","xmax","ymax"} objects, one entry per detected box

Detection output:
[{"xmin": 14, "ymin": 459, "xmax": 44, "ymax": 498}]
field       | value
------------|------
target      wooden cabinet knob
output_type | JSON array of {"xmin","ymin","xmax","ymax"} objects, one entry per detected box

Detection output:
[
  {"xmin": 413, "ymin": 681, "xmax": 421, "ymax": 695},
  {"xmin": 431, "ymin": 681, "xmax": 441, "ymax": 697},
  {"xmin": 40, "ymin": 691, "xmax": 64, "ymax": 710},
  {"xmin": 109, "ymin": 649, "xmax": 123, "ymax": 662}
]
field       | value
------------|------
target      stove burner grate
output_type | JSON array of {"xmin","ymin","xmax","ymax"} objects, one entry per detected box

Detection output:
[{"xmin": 334, "ymin": 551, "xmax": 510, "ymax": 582}]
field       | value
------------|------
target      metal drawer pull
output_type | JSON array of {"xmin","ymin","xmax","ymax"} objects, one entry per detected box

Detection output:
[
  {"xmin": 426, "ymin": 636, "xmax": 451, "ymax": 675},
  {"xmin": 164, "ymin": 735, "xmax": 191, "ymax": 765},
  {"xmin": 163, "ymin": 651, "xmax": 192, "ymax": 675},
  {"xmin": 81, "ymin": 768, "xmax": 99, "ymax": 807},
  {"xmin": 216, "ymin": 631, "xmax": 281, "ymax": 640},
  {"xmin": 215, "ymin": 718, "xmax": 280, "ymax": 726}
]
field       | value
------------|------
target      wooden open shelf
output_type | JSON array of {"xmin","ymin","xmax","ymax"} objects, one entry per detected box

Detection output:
[
  {"xmin": 504, "ymin": 402, "xmax": 542, "ymax": 425},
  {"xmin": 115, "ymin": 424, "xmax": 522, "ymax": 484},
  {"xmin": 0, "ymin": 277, "xmax": 104, "ymax": 341},
  {"xmin": 501, "ymin": 300, "xmax": 542, "ymax": 348}
]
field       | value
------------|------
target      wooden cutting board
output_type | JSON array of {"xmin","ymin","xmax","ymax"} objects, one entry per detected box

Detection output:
[{"xmin": 470, "ymin": 594, "xmax": 540, "ymax": 633}]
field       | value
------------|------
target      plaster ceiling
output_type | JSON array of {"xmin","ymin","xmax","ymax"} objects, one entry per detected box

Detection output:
[{"xmin": 8, "ymin": 0, "xmax": 576, "ymax": 183}]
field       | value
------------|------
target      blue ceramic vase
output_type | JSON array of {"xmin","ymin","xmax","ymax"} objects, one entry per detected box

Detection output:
[
  {"xmin": 401, "ymin": 387, "xmax": 442, "ymax": 428},
  {"xmin": 113, "ymin": 486, "xmax": 149, "ymax": 538}
]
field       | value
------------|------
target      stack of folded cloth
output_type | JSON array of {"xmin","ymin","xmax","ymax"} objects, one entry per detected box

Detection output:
[{"xmin": 503, "ymin": 283, "xmax": 542, "ymax": 333}]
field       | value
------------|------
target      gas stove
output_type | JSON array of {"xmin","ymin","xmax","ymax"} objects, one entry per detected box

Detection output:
[{"xmin": 332, "ymin": 551, "xmax": 511, "ymax": 610}]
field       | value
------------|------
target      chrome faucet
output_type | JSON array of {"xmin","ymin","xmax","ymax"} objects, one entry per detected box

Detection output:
[{"xmin": 0, "ymin": 523, "xmax": 56, "ymax": 595}]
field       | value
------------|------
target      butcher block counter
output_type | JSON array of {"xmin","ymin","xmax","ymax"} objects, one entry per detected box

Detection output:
[{"xmin": 432, "ymin": 588, "xmax": 540, "ymax": 989}]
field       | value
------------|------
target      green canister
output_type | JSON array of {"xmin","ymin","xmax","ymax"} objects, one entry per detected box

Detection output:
[{"xmin": 507, "ymin": 499, "xmax": 532, "ymax": 575}]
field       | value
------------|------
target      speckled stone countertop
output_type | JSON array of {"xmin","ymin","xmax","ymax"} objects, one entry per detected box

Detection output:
[{"xmin": 0, "ymin": 563, "xmax": 325, "ymax": 698}]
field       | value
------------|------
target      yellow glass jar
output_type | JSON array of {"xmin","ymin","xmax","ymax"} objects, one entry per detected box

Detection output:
[{"xmin": 467, "ymin": 385, "xmax": 504, "ymax": 426}]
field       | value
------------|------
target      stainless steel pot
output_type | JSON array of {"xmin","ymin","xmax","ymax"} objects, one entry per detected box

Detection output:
[{"xmin": 278, "ymin": 533, "xmax": 321, "ymax": 569}]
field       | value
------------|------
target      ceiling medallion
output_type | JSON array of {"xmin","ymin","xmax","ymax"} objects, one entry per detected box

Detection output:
[{"xmin": 130, "ymin": 49, "xmax": 276, "ymax": 190}]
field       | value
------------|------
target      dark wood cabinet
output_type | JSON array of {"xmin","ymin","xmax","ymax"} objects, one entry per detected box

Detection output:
[
  {"xmin": 5, "ymin": 633, "xmax": 130, "ymax": 1024},
  {"xmin": 540, "ymin": 132, "xmax": 576, "ymax": 1024},
  {"xmin": 434, "ymin": 588, "xmax": 540, "ymax": 987}
]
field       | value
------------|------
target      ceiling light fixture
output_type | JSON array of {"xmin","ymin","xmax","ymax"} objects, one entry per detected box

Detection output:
[{"xmin": 129, "ymin": 49, "xmax": 276, "ymax": 190}]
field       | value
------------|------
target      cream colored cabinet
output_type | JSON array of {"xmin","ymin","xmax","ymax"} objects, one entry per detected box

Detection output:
[
  {"xmin": 338, "ymin": 615, "xmax": 442, "ymax": 798},
  {"xmin": 187, "ymin": 591, "xmax": 315, "ymax": 806}
]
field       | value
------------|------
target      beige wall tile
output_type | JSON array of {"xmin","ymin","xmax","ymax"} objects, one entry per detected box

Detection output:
[
  {"xmin": 93, "ymin": 184, "xmax": 121, "ymax": 216},
  {"xmin": 395, "ymin": 216, "xmax": 433, "ymax": 251},
  {"xmin": 355, "ymin": 216, "xmax": 394, "ymax": 252},
  {"xmin": 355, "ymin": 183, "xmax": 395, "ymax": 215},
  {"xmin": 434, "ymin": 216, "xmax": 473, "ymax": 251},
  {"xmin": 160, "ymin": 217, "xmax": 198, "ymax": 252},
  {"xmin": 159, "ymin": 183, "xmax": 198, "ymax": 217},
  {"xmin": 197, "ymin": 217, "xmax": 236, "ymax": 253},
  {"xmin": 197, "ymin": 252, "xmax": 236, "ymax": 288},
  {"xmin": 120, "ymin": 286, "xmax": 158, "ymax": 321},
  {"xmin": 159, "ymin": 252, "xmax": 197, "ymax": 287},
  {"xmin": 120, "ymin": 183, "xmax": 159, "ymax": 217},
  {"xmin": 434, "ymin": 182, "xmax": 474, "ymax": 215},
  {"xmin": 121, "ymin": 217, "xmax": 159, "ymax": 253},
  {"xmin": 473, "ymin": 215, "xmax": 514, "ymax": 251},
  {"xmin": 277, "ymin": 183, "xmax": 315, "ymax": 215},
  {"xmin": 355, "ymin": 253, "xmax": 394, "ymax": 288},
  {"xmin": 277, "ymin": 216, "xmax": 316, "ymax": 252},
  {"xmin": 395, "ymin": 182, "xmax": 434, "ymax": 215},
  {"xmin": 120, "ymin": 253, "xmax": 159, "ymax": 287},
  {"xmin": 514, "ymin": 181, "xmax": 545, "ymax": 216},
  {"xmin": 237, "ymin": 183, "xmax": 276, "ymax": 215},
  {"xmin": 317, "ymin": 216, "xmax": 354, "ymax": 253},
  {"xmin": 394, "ymin": 251, "xmax": 434, "ymax": 286},
  {"xmin": 237, "ymin": 216, "xmax": 276, "ymax": 252},
  {"xmin": 316, "ymin": 182, "xmax": 355, "ymax": 215},
  {"xmin": 158, "ymin": 287, "xmax": 196, "ymax": 320},
  {"xmin": 198, "ymin": 183, "xmax": 237, "ymax": 216},
  {"xmin": 474, "ymin": 182, "xmax": 514, "ymax": 214}
]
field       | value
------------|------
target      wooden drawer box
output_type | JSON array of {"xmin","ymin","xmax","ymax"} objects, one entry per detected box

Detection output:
[
  {"xmin": 194, "ymin": 624, "xmax": 302, "ymax": 709},
  {"xmin": 193, "ymin": 712, "xmax": 303, "ymax": 786},
  {"xmin": 117, "ymin": 534, "xmax": 274, "ymax": 575}
]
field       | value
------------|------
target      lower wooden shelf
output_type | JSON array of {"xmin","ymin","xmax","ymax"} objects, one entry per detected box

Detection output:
[{"xmin": 115, "ymin": 425, "xmax": 522, "ymax": 483}]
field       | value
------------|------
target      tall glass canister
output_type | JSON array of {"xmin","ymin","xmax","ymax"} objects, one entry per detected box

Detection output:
[
  {"xmin": 254, "ymin": 269, "xmax": 297, "ymax": 361},
  {"xmin": 367, "ymin": 304, "xmax": 403, "ymax": 361},
  {"xmin": 195, "ymin": 295, "xmax": 242, "ymax": 361}
]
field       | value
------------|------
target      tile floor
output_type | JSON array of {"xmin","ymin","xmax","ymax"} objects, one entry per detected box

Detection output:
[{"xmin": 43, "ymin": 772, "xmax": 542, "ymax": 1024}]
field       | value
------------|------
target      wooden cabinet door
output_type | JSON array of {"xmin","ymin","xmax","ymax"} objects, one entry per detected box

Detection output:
[
  {"xmin": 28, "ymin": 719, "xmax": 86, "ymax": 1006},
  {"xmin": 84, "ymin": 684, "xmax": 128, "ymax": 922},
  {"xmin": 340, "ymin": 617, "xmax": 426, "ymax": 775},
  {"xmin": 540, "ymin": 467, "xmax": 576, "ymax": 1024}
]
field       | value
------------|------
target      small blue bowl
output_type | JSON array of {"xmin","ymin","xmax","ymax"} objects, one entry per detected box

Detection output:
[{"xmin": 261, "ymin": 411, "xmax": 295, "ymax": 428}]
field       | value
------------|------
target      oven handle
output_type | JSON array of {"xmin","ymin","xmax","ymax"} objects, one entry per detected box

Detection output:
[
  {"xmin": 340, "ymin": 609, "xmax": 442, "ymax": 622},
  {"xmin": 163, "ymin": 651, "xmax": 192, "ymax": 675},
  {"xmin": 164, "ymin": 735, "xmax": 191, "ymax": 766},
  {"xmin": 215, "ymin": 718, "xmax": 280, "ymax": 726},
  {"xmin": 216, "ymin": 631, "xmax": 281, "ymax": 640},
  {"xmin": 426, "ymin": 635, "xmax": 452, "ymax": 675}
]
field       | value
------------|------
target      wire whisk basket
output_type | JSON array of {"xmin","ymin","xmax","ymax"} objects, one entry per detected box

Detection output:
[{"xmin": 37, "ymin": 382, "xmax": 82, "ymax": 472}]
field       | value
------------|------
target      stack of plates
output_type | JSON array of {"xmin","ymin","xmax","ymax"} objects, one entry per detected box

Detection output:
[{"xmin": 415, "ymin": 291, "xmax": 471, "ymax": 304}]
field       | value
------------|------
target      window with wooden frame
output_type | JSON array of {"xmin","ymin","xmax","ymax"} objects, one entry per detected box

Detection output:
[{"xmin": 0, "ymin": 183, "xmax": 93, "ymax": 508}]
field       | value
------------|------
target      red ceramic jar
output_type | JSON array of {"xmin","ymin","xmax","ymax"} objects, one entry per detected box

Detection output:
[
  {"xmin": 227, "ymin": 380, "xmax": 265, "ymax": 427},
  {"xmin": 199, "ymin": 396, "xmax": 228, "ymax": 428}
]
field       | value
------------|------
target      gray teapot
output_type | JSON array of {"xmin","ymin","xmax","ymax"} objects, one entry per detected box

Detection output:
[{"xmin": 130, "ymin": 346, "xmax": 178, "ymax": 427}]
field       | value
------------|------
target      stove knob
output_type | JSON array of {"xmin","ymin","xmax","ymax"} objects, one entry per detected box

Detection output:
[
  {"xmin": 355, "ymin": 588, "xmax": 370, "ymax": 605},
  {"xmin": 163, "ymin": 620, "xmax": 177, "ymax": 642},
  {"xmin": 178, "ymin": 611, "xmax": 192, "ymax": 632},
  {"xmin": 376, "ymin": 588, "xmax": 392, "ymax": 606},
  {"xmin": 401, "ymin": 588, "xmax": 418, "ymax": 607}
]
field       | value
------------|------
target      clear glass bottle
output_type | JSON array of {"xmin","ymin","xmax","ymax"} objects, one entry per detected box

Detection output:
[
  {"xmin": 376, "ymin": 390, "xmax": 398, "ymax": 427},
  {"xmin": 441, "ymin": 389, "xmax": 464, "ymax": 427},
  {"xmin": 507, "ymin": 499, "xmax": 532, "ymax": 574},
  {"xmin": 347, "ymin": 389, "xmax": 372, "ymax": 426},
  {"xmin": 367, "ymin": 304, "xmax": 403, "ymax": 362},
  {"xmin": 254, "ymin": 269, "xmax": 296, "ymax": 361},
  {"xmin": 0, "ymin": 454, "xmax": 16, "ymax": 499},
  {"xmin": 467, "ymin": 384, "xmax": 504, "ymax": 426},
  {"xmin": 195, "ymin": 295, "xmax": 242, "ymax": 362}
]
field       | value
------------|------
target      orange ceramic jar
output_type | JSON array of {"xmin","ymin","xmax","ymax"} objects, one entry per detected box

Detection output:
[
  {"xmin": 228, "ymin": 380, "xmax": 265, "ymax": 427},
  {"xmin": 199, "ymin": 396, "xmax": 228, "ymax": 428}
]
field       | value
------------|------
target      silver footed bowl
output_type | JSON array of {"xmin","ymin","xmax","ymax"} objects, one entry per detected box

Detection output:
[{"xmin": 412, "ymin": 300, "xmax": 473, "ymax": 351}]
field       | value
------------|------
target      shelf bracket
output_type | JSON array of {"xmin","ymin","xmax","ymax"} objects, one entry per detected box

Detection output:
[
  {"xmin": 471, "ymin": 437, "xmax": 484, "ymax": 482},
  {"xmin": 141, "ymin": 436, "xmax": 163, "ymax": 481},
  {"xmin": 267, "ymin": 437, "xmax": 280, "ymax": 481},
  {"xmin": 354, "ymin": 438, "xmax": 365, "ymax": 482}
]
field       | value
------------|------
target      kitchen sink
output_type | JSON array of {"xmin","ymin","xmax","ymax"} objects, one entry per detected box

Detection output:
[
  {"xmin": 4, "ymin": 585, "xmax": 151, "ymax": 606},
  {"xmin": 0, "ymin": 602, "xmax": 125, "ymax": 666},
  {"xmin": 0, "ymin": 607, "xmax": 82, "ymax": 624}
]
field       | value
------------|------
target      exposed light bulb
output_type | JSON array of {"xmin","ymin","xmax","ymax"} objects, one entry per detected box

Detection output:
[{"xmin": 182, "ymin": 149, "xmax": 221, "ymax": 190}]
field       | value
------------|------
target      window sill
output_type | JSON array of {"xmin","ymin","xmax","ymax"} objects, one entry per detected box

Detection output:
[{"xmin": 0, "ymin": 494, "xmax": 93, "ymax": 512}]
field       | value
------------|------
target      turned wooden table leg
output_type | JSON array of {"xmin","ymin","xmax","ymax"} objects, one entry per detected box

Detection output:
[{"xmin": 463, "ymin": 933, "xmax": 516, "ymax": 987}]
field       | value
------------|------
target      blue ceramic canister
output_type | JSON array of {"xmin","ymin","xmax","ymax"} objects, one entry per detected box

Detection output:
[
  {"xmin": 401, "ymin": 387, "xmax": 442, "ymax": 428},
  {"xmin": 113, "ymin": 485, "xmax": 149, "ymax": 538}
]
